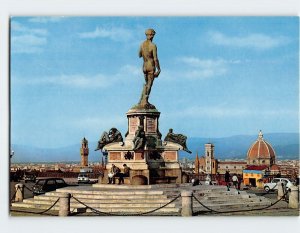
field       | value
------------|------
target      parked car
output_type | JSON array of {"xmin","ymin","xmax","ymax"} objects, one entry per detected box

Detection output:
[
  {"xmin": 32, "ymin": 178, "xmax": 70, "ymax": 195},
  {"xmin": 23, "ymin": 174, "xmax": 36, "ymax": 183},
  {"xmin": 264, "ymin": 178, "xmax": 294, "ymax": 192},
  {"xmin": 77, "ymin": 173, "xmax": 90, "ymax": 184}
]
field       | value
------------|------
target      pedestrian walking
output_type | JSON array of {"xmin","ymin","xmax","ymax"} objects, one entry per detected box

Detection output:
[
  {"xmin": 225, "ymin": 170, "xmax": 231, "ymax": 191},
  {"xmin": 232, "ymin": 174, "xmax": 238, "ymax": 189}
]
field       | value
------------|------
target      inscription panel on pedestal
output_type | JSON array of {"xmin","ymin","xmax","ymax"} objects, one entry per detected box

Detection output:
[
  {"xmin": 164, "ymin": 151, "xmax": 177, "ymax": 161},
  {"xmin": 109, "ymin": 152, "xmax": 121, "ymax": 160},
  {"xmin": 129, "ymin": 117, "xmax": 139, "ymax": 134},
  {"xmin": 134, "ymin": 152, "xmax": 144, "ymax": 160},
  {"xmin": 146, "ymin": 117, "xmax": 156, "ymax": 133}
]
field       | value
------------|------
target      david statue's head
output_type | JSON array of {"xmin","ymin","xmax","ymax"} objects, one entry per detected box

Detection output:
[{"xmin": 145, "ymin": 29, "xmax": 156, "ymax": 40}]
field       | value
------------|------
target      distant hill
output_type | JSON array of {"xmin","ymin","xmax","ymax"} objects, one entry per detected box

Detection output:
[
  {"xmin": 11, "ymin": 133, "xmax": 299, "ymax": 163},
  {"xmin": 11, "ymin": 144, "xmax": 103, "ymax": 163},
  {"xmin": 182, "ymin": 133, "xmax": 300, "ymax": 160}
]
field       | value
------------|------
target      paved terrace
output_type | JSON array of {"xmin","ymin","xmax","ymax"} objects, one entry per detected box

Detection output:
[{"xmin": 10, "ymin": 182, "xmax": 299, "ymax": 216}]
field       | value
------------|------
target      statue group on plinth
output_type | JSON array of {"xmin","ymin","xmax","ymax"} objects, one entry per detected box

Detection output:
[{"xmin": 94, "ymin": 29, "xmax": 191, "ymax": 185}]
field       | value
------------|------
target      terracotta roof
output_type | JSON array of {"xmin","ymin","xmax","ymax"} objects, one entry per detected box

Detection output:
[
  {"xmin": 218, "ymin": 161, "xmax": 247, "ymax": 164},
  {"xmin": 247, "ymin": 130, "xmax": 276, "ymax": 160},
  {"xmin": 270, "ymin": 164, "xmax": 280, "ymax": 171},
  {"xmin": 245, "ymin": 165, "xmax": 268, "ymax": 171}
]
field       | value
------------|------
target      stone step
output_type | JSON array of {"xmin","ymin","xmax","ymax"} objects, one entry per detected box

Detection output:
[
  {"xmin": 196, "ymin": 192, "xmax": 257, "ymax": 199},
  {"xmin": 195, "ymin": 199, "xmax": 271, "ymax": 207},
  {"xmin": 11, "ymin": 202, "xmax": 180, "ymax": 214},
  {"xmin": 34, "ymin": 195, "xmax": 169, "ymax": 203},
  {"xmin": 92, "ymin": 184, "xmax": 153, "ymax": 189},
  {"xmin": 23, "ymin": 199, "xmax": 176, "ymax": 208},
  {"xmin": 54, "ymin": 188, "xmax": 164, "ymax": 195},
  {"xmin": 199, "ymin": 199, "xmax": 271, "ymax": 206},
  {"xmin": 193, "ymin": 202, "xmax": 271, "ymax": 211},
  {"xmin": 201, "ymin": 196, "xmax": 267, "ymax": 202},
  {"xmin": 84, "ymin": 207, "xmax": 180, "ymax": 214},
  {"xmin": 44, "ymin": 192, "xmax": 168, "ymax": 200}
]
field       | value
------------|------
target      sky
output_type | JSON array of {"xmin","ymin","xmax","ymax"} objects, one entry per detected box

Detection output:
[{"xmin": 10, "ymin": 17, "xmax": 299, "ymax": 149}]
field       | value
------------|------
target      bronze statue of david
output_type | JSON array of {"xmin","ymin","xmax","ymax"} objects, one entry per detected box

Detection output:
[{"xmin": 138, "ymin": 29, "xmax": 161, "ymax": 108}]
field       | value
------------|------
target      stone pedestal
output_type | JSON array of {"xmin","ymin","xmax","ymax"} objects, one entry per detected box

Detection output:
[
  {"xmin": 125, "ymin": 108, "xmax": 162, "ymax": 145},
  {"xmin": 288, "ymin": 186, "xmax": 299, "ymax": 209},
  {"xmin": 102, "ymin": 107, "xmax": 184, "ymax": 185}
]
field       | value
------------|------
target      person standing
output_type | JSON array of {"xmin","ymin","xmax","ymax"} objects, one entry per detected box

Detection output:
[
  {"xmin": 225, "ymin": 170, "xmax": 231, "ymax": 191},
  {"xmin": 237, "ymin": 174, "xmax": 243, "ymax": 190},
  {"xmin": 232, "ymin": 174, "xmax": 238, "ymax": 189},
  {"xmin": 215, "ymin": 172, "xmax": 220, "ymax": 185}
]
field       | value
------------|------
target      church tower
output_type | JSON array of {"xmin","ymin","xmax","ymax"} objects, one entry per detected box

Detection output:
[
  {"xmin": 194, "ymin": 152, "xmax": 200, "ymax": 175},
  {"xmin": 205, "ymin": 143, "xmax": 214, "ymax": 174},
  {"xmin": 80, "ymin": 137, "xmax": 89, "ymax": 167}
]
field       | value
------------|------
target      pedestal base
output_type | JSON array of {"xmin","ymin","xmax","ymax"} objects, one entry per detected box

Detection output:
[{"xmin": 100, "ymin": 106, "xmax": 185, "ymax": 185}]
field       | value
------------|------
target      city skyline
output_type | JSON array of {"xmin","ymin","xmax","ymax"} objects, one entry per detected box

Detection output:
[{"xmin": 11, "ymin": 17, "xmax": 299, "ymax": 149}]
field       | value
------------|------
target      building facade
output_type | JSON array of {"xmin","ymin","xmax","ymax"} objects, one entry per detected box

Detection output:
[
  {"xmin": 194, "ymin": 130, "xmax": 282, "ymax": 180},
  {"xmin": 217, "ymin": 161, "xmax": 247, "ymax": 175},
  {"xmin": 197, "ymin": 143, "xmax": 218, "ymax": 175}
]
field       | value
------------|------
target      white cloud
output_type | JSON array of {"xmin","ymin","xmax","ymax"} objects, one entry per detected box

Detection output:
[
  {"xmin": 14, "ymin": 64, "xmax": 140, "ymax": 89},
  {"xmin": 11, "ymin": 21, "xmax": 48, "ymax": 36},
  {"xmin": 11, "ymin": 34, "xmax": 47, "ymax": 54},
  {"xmin": 19, "ymin": 73, "xmax": 112, "ymax": 88},
  {"xmin": 79, "ymin": 27, "xmax": 133, "ymax": 41},
  {"xmin": 173, "ymin": 105, "xmax": 298, "ymax": 119},
  {"xmin": 120, "ymin": 64, "xmax": 141, "ymax": 76},
  {"xmin": 68, "ymin": 116, "xmax": 126, "ymax": 131},
  {"xmin": 181, "ymin": 106, "xmax": 248, "ymax": 118},
  {"xmin": 176, "ymin": 57, "xmax": 240, "ymax": 79},
  {"xmin": 209, "ymin": 31, "xmax": 289, "ymax": 50},
  {"xmin": 28, "ymin": 17, "xmax": 64, "ymax": 23},
  {"xmin": 11, "ymin": 21, "xmax": 48, "ymax": 54}
]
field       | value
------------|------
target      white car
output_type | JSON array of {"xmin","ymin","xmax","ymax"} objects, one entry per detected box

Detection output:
[
  {"xmin": 264, "ymin": 178, "xmax": 294, "ymax": 192},
  {"xmin": 77, "ymin": 173, "xmax": 90, "ymax": 184}
]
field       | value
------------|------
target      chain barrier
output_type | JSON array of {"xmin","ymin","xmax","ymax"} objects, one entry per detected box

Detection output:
[
  {"xmin": 23, "ymin": 185, "xmax": 33, "ymax": 192},
  {"xmin": 192, "ymin": 185, "xmax": 290, "ymax": 215},
  {"xmin": 10, "ymin": 198, "xmax": 60, "ymax": 216},
  {"xmin": 71, "ymin": 194, "xmax": 181, "ymax": 216}
]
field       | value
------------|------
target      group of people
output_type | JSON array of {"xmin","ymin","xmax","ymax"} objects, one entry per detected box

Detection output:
[
  {"xmin": 224, "ymin": 171, "xmax": 243, "ymax": 190},
  {"xmin": 108, "ymin": 164, "xmax": 130, "ymax": 185}
]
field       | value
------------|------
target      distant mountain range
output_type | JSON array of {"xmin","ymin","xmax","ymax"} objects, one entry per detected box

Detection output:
[{"xmin": 11, "ymin": 133, "xmax": 299, "ymax": 163}]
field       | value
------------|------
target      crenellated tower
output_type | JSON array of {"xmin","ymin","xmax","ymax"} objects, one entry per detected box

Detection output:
[{"xmin": 80, "ymin": 137, "xmax": 89, "ymax": 167}]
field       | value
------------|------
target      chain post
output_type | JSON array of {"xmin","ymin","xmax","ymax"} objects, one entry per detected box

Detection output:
[
  {"xmin": 288, "ymin": 186, "xmax": 299, "ymax": 209},
  {"xmin": 277, "ymin": 182, "xmax": 285, "ymax": 200},
  {"xmin": 15, "ymin": 183, "xmax": 24, "ymax": 202},
  {"xmin": 59, "ymin": 193, "xmax": 71, "ymax": 216},
  {"xmin": 181, "ymin": 190, "xmax": 193, "ymax": 216}
]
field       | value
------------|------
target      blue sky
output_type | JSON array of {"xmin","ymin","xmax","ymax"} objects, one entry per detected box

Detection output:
[{"xmin": 11, "ymin": 17, "xmax": 299, "ymax": 149}]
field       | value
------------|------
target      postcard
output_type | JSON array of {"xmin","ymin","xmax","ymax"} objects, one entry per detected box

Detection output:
[{"xmin": 9, "ymin": 16, "xmax": 299, "ymax": 218}]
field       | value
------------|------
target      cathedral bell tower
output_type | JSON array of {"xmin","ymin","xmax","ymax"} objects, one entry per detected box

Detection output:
[
  {"xmin": 80, "ymin": 137, "xmax": 89, "ymax": 167},
  {"xmin": 205, "ymin": 143, "xmax": 214, "ymax": 174}
]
